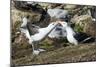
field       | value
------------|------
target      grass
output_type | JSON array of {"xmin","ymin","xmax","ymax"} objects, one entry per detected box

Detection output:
[
  {"xmin": 74, "ymin": 24, "xmax": 83, "ymax": 32},
  {"xmin": 11, "ymin": 42, "xmax": 96, "ymax": 66}
]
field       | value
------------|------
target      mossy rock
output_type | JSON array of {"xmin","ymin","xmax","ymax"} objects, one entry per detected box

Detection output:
[{"xmin": 74, "ymin": 24, "xmax": 83, "ymax": 32}]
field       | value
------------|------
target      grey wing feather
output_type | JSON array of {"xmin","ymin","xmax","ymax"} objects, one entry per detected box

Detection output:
[
  {"xmin": 27, "ymin": 22, "xmax": 39, "ymax": 35},
  {"xmin": 31, "ymin": 24, "xmax": 40, "ymax": 29}
]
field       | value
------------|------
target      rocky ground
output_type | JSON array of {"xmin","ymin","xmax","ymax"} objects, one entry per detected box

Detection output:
[{"xmin": 11, "ymin": 1, "xmax": 96, "ymax": 66}]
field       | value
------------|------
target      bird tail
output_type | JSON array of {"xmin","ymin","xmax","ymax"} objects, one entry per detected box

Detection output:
[{"xmin": 80, "ymin": 37, "xmax": 95, "ymax": 43}]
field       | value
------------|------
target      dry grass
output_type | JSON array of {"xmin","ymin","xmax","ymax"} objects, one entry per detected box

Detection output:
[{"xmin": 11, "ymin": 43, "xmax": 96, "ymax": 66}]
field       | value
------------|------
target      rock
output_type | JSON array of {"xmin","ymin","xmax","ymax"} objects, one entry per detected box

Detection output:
[
  {"xmin": 87, "ymin": 6, "xmax": 96, "ymax": 19},
  {"xmin": 13, "ymin": 33, "xmax": 30, "ymax": 47},
  {"xmin": 38, "ymin": 3, "xmax": 50, "ymax": 9},
  {"xmin": 11, "ymin": 9, "xmax": 42, "ymax": 26},
  {"xmin": 13, "ymin": 1, "xmax": 31, "ymax": 11},
  {"xmin": 84, "ymin": 21, "xmax": 96, "ymax": 37},
  {"xmin": 49, "ymin": 3, "xmax": 64, "ymax": 9},
  {"xmin": 71, "ymin": 15, "xmax": 96, "ymax": 37},
  {"xmin": 64, "ymin": 4, "xmax": 78, "ymax": 10},
  {"xmin": 71, "ymin": 15, "xmax": 92, "ymax": 25}
]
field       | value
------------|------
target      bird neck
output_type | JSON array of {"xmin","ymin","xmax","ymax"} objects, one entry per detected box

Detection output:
[
  {"xmin": 45, "ymin": 24, "xmax": 57, "ymax": 36},
  {"xmin": 21, "ymin": 17, "xmax": 28, "ymax": 27},
  {"xmin": 63, "ymin": 25, "xmax": 69, "ymax": 29},
  {"xmin": 65, "ymin": 25, "xmax": 76, "ymax": 36}
]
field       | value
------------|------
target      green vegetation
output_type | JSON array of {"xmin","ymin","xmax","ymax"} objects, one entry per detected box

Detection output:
[{"xmin": 74, "ymin": 24, "xmax": 83, "ymax": 32}]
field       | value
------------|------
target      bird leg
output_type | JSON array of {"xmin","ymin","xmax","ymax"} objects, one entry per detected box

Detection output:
[
  {"xmin": 32, "ymin": 42, "xmax": 45, "ymax": 55},
  {"xmin": 34, "ymin": 42, "xmax": 39, "ymax": 50},
  {"xmin": 32, "ymin": 42, "xmax": 40, "ymax": 55},
  {"xmin": 31, "ymin": 43, "xmax": 35, "ymax": 54},
  {"xmin": 37, "ymin": 42, "xmax": 46, "ymax": 52}
]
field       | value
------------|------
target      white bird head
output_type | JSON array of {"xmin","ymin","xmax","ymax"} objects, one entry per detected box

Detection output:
[
  {"xmin": 58, "ymin": 21, "xmax": 68, "ymax": 27},
  {"xmin": 21, "ymin": 16, "xmax": 30, "ymax": 28},
  {"xmin": 48, "ymin": 22, "xmax": 60, "ymax": 28},
  {"xmin": 21, "ymin": 17, "xmax": 28, "ymax": 28}
]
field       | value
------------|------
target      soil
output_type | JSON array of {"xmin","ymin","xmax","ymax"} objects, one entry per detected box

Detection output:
[{"xmin": 11, "ymin": 42, "xmax": 96, "ymax": 66}]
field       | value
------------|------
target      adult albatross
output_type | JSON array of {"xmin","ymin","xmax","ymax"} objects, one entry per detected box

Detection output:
[
  {"xmin": 59, "ymin": 21, "xmax": 95, "ymax": 45},
  {"xmin": 20, "ymin": 16, "xmax": 60, "ymax": 55},
  {"xmin": 58, "ymin": 21, "xmax": 78, "ymax": 45}
]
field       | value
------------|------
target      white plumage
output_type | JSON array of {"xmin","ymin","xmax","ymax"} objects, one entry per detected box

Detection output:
[
  {"xmin": 59, "ymin": 21, "xmax": 78, "ymax": 45},
  {"xmin": 20, "ymin": 17, "xmax": 60, "ymax": 55},
  {"xmin": 48, "ymin": 25, "xmax": 67, "ymax": 38},
  {"xmin": 47, "ymin": 8, "xmax": 69, "ymax": 38},
  {"xmin": 47, "ymin": 8, "xmax": 68, "ymax": 20},
  {"xmin": 20, "ymin": 17, "xmax": 32, "ymax": 43}
]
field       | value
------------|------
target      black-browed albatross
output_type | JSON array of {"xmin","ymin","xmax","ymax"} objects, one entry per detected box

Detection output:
[
  {"xmin": 58, "ymin": 21, "xmax": 95, "ymax": 45},
  {"xmin": 20, "ymin": 16, "xmax": 60, "ymax": 55}
]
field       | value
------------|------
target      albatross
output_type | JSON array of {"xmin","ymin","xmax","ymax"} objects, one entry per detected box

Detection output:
[
  {"xmin": 20, "ymin": 16, "xmax": 60, "ymax": 55},
  {"xmin": 58, "ymin": 21, "xmax": 78, "ymax": 45},
  {"xmin": 59, "ymin": 21, "xmax": 95, "ymax": 45}
]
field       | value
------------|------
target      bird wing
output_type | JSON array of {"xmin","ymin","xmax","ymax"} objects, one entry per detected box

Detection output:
[
  {"xmin": 31, "ymin": 24, "xmax": 40, "ymax": 29},
  {"xmin": 27, "ymin": 22, "xmax": 39, "ymax": 35}
]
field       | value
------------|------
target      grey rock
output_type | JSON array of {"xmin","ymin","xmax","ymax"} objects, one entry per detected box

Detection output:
[{"xmin": 71, "ymin": 15, "xmax": 95, "ymax": 37}]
